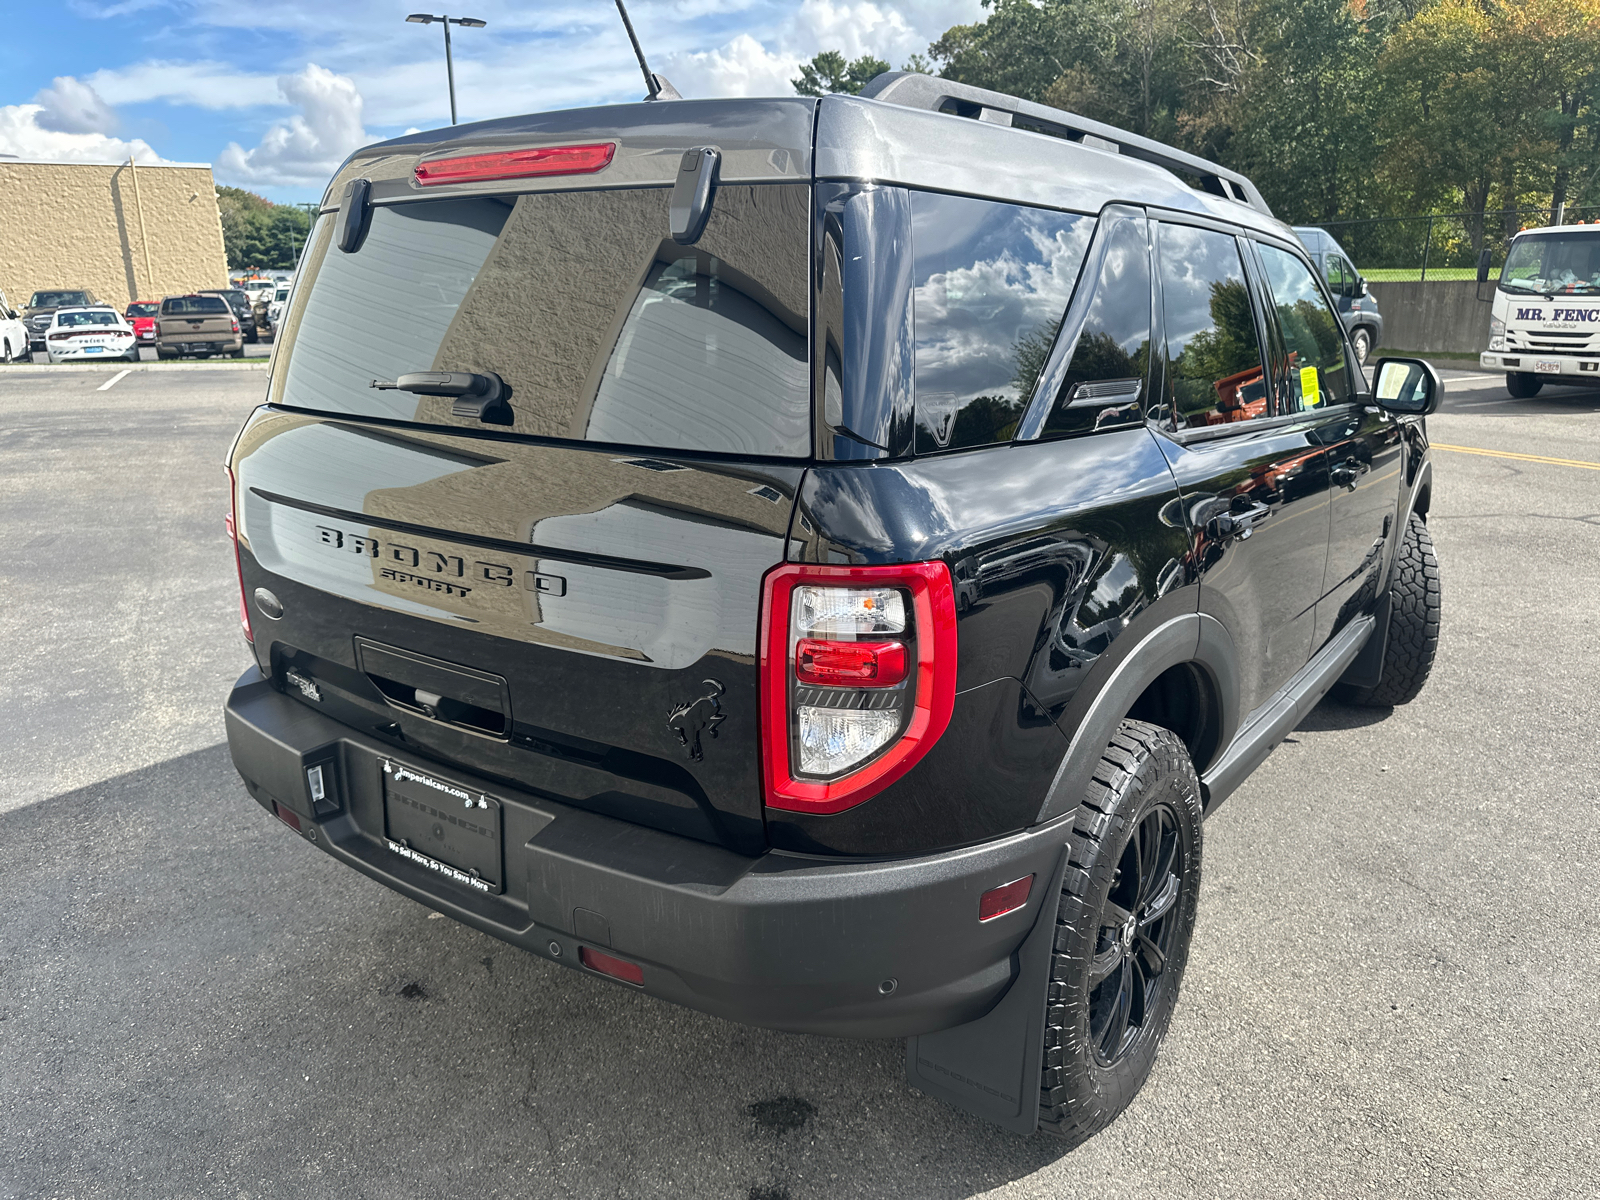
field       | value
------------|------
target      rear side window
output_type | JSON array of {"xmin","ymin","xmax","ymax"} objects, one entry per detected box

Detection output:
[
  {"xmin": 1257, "ymin": 243, "xmax": 1355, "ymax": 411},
  {"xmin": 274, "ymin": 185, "xmax": 811, "ymax": 457},
  {"xmin": 163, "ymin": 296, "xmax": 229, "ymax": 315},
  {"xmin": 1039, "ymin": 209, "xmax": 1152, "ymax": 438},
  {"xmin": 909, "ymin": 192, "xmax": 1090, "ymax": 453},
  {"xmin": 1156, "ymin": 224, "xmax": 1267, "ymax": 430}
]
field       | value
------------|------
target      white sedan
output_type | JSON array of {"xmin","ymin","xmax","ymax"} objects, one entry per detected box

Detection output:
[{"xmin": 46, "ymin": 307, "xmax": 139, "ymax": 364}]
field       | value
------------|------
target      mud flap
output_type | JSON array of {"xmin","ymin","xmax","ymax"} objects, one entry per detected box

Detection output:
[{"xmin": 905, "ymin": 841, "xmax": 1071, "ymax": 1134}]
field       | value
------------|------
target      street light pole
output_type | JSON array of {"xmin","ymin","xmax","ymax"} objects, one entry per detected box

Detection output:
[{"xmin": 406, "ymin": 14, "xmax": 487, "ymax": 126}]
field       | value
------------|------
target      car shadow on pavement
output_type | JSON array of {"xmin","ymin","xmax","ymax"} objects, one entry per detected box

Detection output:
[
  {"xmin": 1293, "ymin": 695, "xmax": 1396, "ymax": 733},
  {"xmin": 0, "ymin": 744, "xmax": 1073, "ymax": 1199}
]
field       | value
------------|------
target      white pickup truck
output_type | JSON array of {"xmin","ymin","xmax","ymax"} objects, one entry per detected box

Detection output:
[{"xmin": 1480, "ymin": 223, "xmax": 1600, "ymax": 397}]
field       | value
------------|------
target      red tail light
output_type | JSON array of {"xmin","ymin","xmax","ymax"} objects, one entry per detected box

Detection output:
[
  {"xmin": 231, "ymin": 319, "xmax": 240, "ymax": 333},
  {"xmin": 760, "ymin": 562, "xmax": 957, "ymax": 815},
  {"xmin": 579, "ymin": 946, "xmax": 644, "ymax": 985},
  {"xmin": 226, "ymin": 467, "xmax": 253, "ymax": 644},
  {"xmin": 414, "ymin": 142, "xmax": 616, "ymax": 187}
]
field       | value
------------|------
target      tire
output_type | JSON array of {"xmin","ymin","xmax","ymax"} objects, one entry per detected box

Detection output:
[
  {"xmin": 1038, "ymin": 720, "xmax": 1204, "ymax": 1148},
  {"xmin": 1335, "ymin": 514, "xmax": 1440, "ymax": 707},
  {"xmin": 2, "ymin": 339, "xmax": 12, "ymax": 364},
  {"xmin": 156, "ymin": 347, "xmax": 176, "ymax": 360},
  {"xmin": 1350, "ymin": 326, "xmax": 1372, "ymax": 365},
  {"xmin": 1507, "ymin": 372, "xmax": 1543, "ymax": 398},
  {"xmin": 230, "ymin": 344, "xmax": 245, "ymax": 358}
]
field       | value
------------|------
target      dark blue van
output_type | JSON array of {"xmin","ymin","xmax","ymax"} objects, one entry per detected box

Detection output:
[{"xmin": 1295, "ymin": 226, "xmax": 1384, "ymax": 364}]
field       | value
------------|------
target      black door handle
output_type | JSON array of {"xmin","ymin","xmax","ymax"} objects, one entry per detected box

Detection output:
[
  {"xmin": 1207, "ymin": 502, "xmax": 1270, "ymax": 543},
  {"xmin": 1330, "ymin": 457, "xmax": 1366, "ymax": 490}
]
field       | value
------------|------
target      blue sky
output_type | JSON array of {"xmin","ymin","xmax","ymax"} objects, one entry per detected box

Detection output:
[{"xmin": 1, "ymin": 1, "xmax": 983, "ymax": 204}]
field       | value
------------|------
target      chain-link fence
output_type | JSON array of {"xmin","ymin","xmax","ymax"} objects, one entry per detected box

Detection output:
[{"xmin": 1305, "ymin": 204, "xmax": 1600, "ymax": 281}]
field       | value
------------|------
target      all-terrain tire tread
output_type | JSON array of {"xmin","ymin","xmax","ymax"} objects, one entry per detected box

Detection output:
[
  {"xmin": 1339, "ymin": 514, "xmax": 1440, "ymax": 707},
  {"xmin": 1035, "ymin": 720, "xmax": 1203, "ymax": 1146}
]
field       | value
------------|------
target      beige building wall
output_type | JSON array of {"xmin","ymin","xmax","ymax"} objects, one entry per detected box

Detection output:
[{"xmin": 0, "ymin": 159, "xmax": 229, "ymax": 311}]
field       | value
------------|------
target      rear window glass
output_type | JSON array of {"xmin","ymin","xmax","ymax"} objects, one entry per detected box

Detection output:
[
  {"xmin": 57, "ymin": 311, "xmax": 117, "ymax": 327},
  {"xmin": 163, "ymin": 296, "xmax": 229, "ymax": 315},
  {"xmin": 908, "ymin": 192, "xmax": 1091, "ymax": 453},
  {"xmin": 126, "ymin": 302, "xmax": 159, "ymax": 317},
  {"xmin": 274, "ymin": 185, "xmax": 811, "ymax": 457}
]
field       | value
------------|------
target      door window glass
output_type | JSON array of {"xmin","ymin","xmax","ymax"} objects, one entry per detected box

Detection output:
[
  {"xmin": 1324, "ymin": 255, "xmax": 1346, "ymax": 295},
  {"xmin": 1040, "ymin": 210, "xmax": 1151, "ymax": 437},
  {"xmin": 1257, "ymin": 243, "xmax": 1355, "ymax": 412},
  {"xmin": 910, "ymin": 192, "xmax": 1091, "ymax": 452},
  {"xmin": 1156, "ymin": 224, "xmax": 1268, "ymax": 429}
]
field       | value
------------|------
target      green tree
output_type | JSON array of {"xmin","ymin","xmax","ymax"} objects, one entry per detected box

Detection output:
[
  {"xmin": 216, "ymin": 186, "xmax": 313, "ymax": 271},
  {"xmin": 792, "ymin": 51, "xmax": 892, "ymax": 97}
]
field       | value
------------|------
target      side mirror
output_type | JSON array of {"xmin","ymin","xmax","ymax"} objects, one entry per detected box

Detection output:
[
  {"xmin": 1359, "ymin": 277, "xmax": 1370, "ymax": 297},
  {"xmin": 1372, "ymin": 357, "xmax": 1442, "ymax": 416},
  {"xmin": 1476, "ymin": 248, "xmax": 1492, "ymax": 284}
]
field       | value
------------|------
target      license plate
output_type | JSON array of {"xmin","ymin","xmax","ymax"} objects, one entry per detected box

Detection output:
[
  {"xmin": 382, "ymin": 760, "xmax": 502, "ymax": 893},
  {"xmin": 84, "ymin": 346, "xmax": 104, "ymax": 353},
  {"xmin": 1536, "ymin": 359, "xmax": 1562, "ymax": 374}
]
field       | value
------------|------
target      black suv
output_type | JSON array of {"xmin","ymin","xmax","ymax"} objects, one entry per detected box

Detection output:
[{"xmin": 222, "ymin": 74, "xmax": 1443, "ymax": 1145}]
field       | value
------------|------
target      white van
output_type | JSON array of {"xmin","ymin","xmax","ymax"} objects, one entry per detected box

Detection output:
[{"xmin": 1480, "ymin": 224, "xmax": 1600, "ymax": 397}]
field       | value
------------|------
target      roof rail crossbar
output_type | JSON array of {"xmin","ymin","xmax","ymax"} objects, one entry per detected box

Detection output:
[{"xmin": 856, "ymin": 73, "xmax": 1273, "ymax": 218}]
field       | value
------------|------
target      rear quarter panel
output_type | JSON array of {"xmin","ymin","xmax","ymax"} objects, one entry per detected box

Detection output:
[{"xmin": 780, "ymin": 428, "xmax": 1190, "ymax": 856}]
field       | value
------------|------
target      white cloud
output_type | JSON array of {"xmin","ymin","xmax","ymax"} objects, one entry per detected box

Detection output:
[
  {"xmin": 0, "ymin": 104, "xmax": 165, "ymax": 163},
  {"xmin": 32, "ymin": 76, "xmax": 119, "ymax": 135},
  {"xmin": 217, "ymin": 64, "xmax": 366, "ymax": 188},
  {"xmin": 665, "ymin": 34, "xmax": 800, "ymax": 98},
  {"xmin": 87, "ymin": 60, "xmax": 280, "ymax": 110},
  {"xmin": 660, "ymin": 0, "xmax": 980, "ymax": 100}
]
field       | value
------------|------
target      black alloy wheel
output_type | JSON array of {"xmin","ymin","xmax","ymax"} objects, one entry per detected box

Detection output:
[
  {"xmin": 1038, "ymin": 720, "xmax": 1203, "ymax": 1148},
  {"xmin": 1087, "ymin": 804, "xmax": 1184, "ymax": 1066}
]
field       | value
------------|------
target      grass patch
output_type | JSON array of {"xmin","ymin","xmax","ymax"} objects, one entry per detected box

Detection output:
[{"xmin": 1361, "ymin": 267, "xmax": 1498, "ymax": 282}]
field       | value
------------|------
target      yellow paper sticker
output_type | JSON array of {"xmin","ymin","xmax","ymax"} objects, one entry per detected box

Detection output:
[{"xmin": 1300, "ymin": 366, "xmax": 1321, "ymax": 407}]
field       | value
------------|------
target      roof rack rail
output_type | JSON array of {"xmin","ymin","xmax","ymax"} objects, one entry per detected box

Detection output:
[{"xmin": 857, "ymin": 72, "xmax": 1273, "ymax": 218}]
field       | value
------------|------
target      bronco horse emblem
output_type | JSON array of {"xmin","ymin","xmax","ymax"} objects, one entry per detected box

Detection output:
[{"xmin": 667, "ymin": 679, "xmax": 726, "ymax": 762}]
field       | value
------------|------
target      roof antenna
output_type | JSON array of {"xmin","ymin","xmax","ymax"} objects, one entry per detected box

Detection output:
[{"xmin": 614, "ymin": 0, "xmax": 682, "ymax": 101}]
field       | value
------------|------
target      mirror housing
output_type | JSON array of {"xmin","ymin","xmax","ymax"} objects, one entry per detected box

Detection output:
[
  {"xmin": 1359, "ymin": 277, "xmax": 1370, "ymax": 297},
  {"xmin": 1371, "ymin": 357, "xmax": 1443, "ymax": 416},
  {"xmin": 1476, "ymin": 248, "xmax": 1492, "ymax": 284}
]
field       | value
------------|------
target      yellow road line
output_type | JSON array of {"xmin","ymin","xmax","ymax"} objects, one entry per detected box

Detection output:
[{"xmin": 1432, "ymin": 443, "xmax": 1600, "ymax": 472}]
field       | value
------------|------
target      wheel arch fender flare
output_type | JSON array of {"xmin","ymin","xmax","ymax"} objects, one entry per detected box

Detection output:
[{"xmin": 1034, "ymin": 611, "xmax": 1240, "ymax": 824}]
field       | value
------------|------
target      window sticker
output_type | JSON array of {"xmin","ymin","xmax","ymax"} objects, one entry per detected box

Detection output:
[{"xmin": 1300, "ymin": 366, "xmax": 1321, "ymax": 407}]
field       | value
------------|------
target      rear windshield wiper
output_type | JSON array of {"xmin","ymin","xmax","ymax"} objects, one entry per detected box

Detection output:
[{"xmin": 371, "ymin": 371, "xmax": 512, "ymax": 425}]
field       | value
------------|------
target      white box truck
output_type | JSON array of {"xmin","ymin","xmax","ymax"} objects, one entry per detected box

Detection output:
[{"xmin": 1480, "ymin": 223, "xmax": 1600, "ymax": 397}]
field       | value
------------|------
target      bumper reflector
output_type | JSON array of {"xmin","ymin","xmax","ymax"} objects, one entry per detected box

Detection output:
[
  {"xmin": 579, "ymin": 946, "xmax": 644, "ymax": 985},
  {"xmin": 978, "ymin": 875, "xmax": 1034, "ymax": 922},
  {"xmin": 272, "ymin": 801, "xmax": 302, "ymax": 832}
]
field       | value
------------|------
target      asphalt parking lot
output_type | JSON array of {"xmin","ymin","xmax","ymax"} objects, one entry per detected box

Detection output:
[{"xmin": 1, "ymin": 364, "xmax": 1595, "ymax": 1199}]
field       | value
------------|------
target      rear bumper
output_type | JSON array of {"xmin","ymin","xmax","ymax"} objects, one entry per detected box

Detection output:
[
  {"xmin": 224, "ymin": 667, "xmax": 1069, "ymax": 1038},
  {"xmin": 1481, "ymin": 351, "xmax": 1600, "ymax": 377}
]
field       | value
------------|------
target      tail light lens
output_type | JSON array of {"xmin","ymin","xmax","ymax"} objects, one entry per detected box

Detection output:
[
  {"xmin": 760, "ymin": 562, "xmax": 957, "ymax": 814},
  {"xmin": 226, "ymin": 467, "xmax": 253, "ymax": 644},
  {"xmin": 414, "ymin": 142, "xmax": 616, "ymax": 186},
  {"xmin": 231, "ymin": 319, "xmax": 240, "ymax": 333},
  {"xmin": 48, "ymin": 331, "xmax": 73, "ymax": 341}
]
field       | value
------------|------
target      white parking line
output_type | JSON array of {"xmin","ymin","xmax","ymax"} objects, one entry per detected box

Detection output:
[{"xmin": 96, "ymin": 369, "xmax": 131, "ymax": 391}]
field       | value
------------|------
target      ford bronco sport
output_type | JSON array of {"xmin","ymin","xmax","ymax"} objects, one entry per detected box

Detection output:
[{"xmin": 222, "ymin": 73, "xmax": 1443, "ymax": 1144}]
